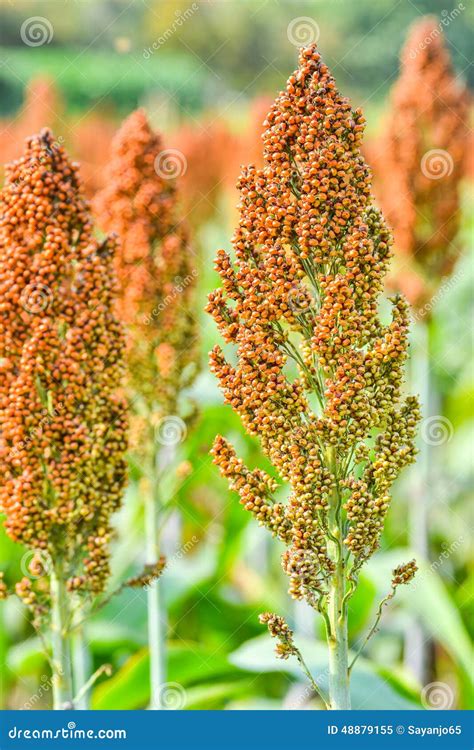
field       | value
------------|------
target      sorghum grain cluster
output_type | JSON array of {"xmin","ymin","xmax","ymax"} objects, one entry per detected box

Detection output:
[
  {"xmin": 0, "ymin": 129, "xmax": 127, "ymax": 606},
  {"xmin": 208, "ymin": 45, "xmax": 420, "ymax": 617},
  {"xmin": 94, "ymin": 109, "xmax": 198, "ymax": 418}
]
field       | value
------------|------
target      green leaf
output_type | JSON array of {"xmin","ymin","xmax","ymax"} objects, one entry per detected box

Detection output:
[
  {"xmin": 92, "ymin": 648, "xmax": 149, "ymax": 710},
  {"xmin": 7, "ymin": 637, "xmax": 47, "ymax": 676},
  {"xmin": 92, "ymin": 642, "xmax": 240, "ymax": 710},
  {"xmin": 87, "ymin": 620, "xmax": 146, "ymax": 654},
  {"xmin": 347, "ymin": 573, "xmax": 377, "ymax": 640},
  {"xmin": 184, "ymin": 680, "xmax": 249, "ymax": 709}
]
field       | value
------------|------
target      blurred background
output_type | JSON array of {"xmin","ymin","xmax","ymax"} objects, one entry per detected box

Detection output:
[{"xmin": 0, "ymin": 0, "xmax": 472, "ymax": 710}]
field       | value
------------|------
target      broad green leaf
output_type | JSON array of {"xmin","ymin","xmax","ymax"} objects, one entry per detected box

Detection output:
[
  {"xmin": 87, "ymin": 620, "xmax": 146, "ymax": 653},
  {"xmin": 347, "ymin": 574, "xmax": 377, "ymax": 640},
  {"xmin": 184, "ymin": 680, "xmax": 249, "ymax": 709},
  {"xmin": 92, "ymin": 642, "xmax": 240, "ymax": 710},
  {"xmin": 7, "ymin": 637, "xmax": 46, "ymax": 676},
  {"xmin": 92, "ymin": 649, "xmax": 149, "ymax": 710}
]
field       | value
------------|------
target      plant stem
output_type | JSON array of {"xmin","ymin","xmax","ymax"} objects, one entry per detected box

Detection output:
[
  {"xmin": 349, "ymin": 589, "xmax": 395, "ymax": 674},
  {"xmin": 71, "ymin": 610, "xmax": 92, "ymax": 710},
  {"xmin": 295, "ymin": 650, "xmax": 329, "ymax": 709},
  {"xmin": 145, "ymin": 443, "xmax": 168, "ymax": 710},
  {"xmin": 326, "ymin": 448, "xmax": 351, "ymax": 710},
  {"xmin": 327, "ymin": 552, "xmax": 351, "ymax": 709},
  {"xmin": 405, "ymin": 319, "xmax": 433, "ymax": 682},
  {"xmin": 50, "ymin": 562, "xmax": 73, "ymax": 710},
  {"xmin": 73, "ymin": 664, "xmax": 111, "ymax": 707}
]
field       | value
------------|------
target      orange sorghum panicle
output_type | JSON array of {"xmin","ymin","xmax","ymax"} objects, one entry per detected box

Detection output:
[
  {"xmin": 207, "ymin": 45, "xmax": 420, "ymax": 605},
  {"xmin": 0, "ymin": 128, "xmax": 128, "ymax": 597},
  {"xmin": 373, "ymin": 17, "xmax": 470, "ymax": 308},
  {"xmin": 94, "ymin": 109, "xmax": 198, "ymax": 418}
]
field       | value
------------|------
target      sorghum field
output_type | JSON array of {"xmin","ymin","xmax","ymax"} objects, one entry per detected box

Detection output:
[{"xmin": 0, "ymin": 0, "xmax": 472, "ymax": 715}]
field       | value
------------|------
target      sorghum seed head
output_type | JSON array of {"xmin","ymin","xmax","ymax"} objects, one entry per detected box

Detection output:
[
  {"xmin": 94, "ymin": 109, "xmax": 199, "ymax": 419},
  {"xmin": 0, "ymin": 129, "xmax": 128, "ymax": 596},
  {"xmin": 208, "ymin": 44, "xmax": 420, "ymax": 605},
  {"xmin": 373, "ymin": 17, "xmax": 470, "ymax": 309}
]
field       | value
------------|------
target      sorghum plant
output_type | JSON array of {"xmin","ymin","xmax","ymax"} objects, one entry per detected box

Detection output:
[
  {"xmin": 0, "ymin": 129, "xmax": 128, "ymax": 708},
  {"xmin": 374, "ymin": 16, "xmax": 469, "ymax": 310},
  {"xmin": 372, "ymin": 17, "xmax": 469, "ymax": 683},
  {"xmin": 207, "ymin": 44, "xmax": 420, "ymax": 709},
  {"xmin": 94, "ymin": 109, "xmax": 198, "ymax": 709}
]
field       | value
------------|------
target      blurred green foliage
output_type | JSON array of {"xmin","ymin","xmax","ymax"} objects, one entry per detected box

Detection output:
[{"xmin": 0, "ymin": 0, "xmax": 472, "ymax": 116}]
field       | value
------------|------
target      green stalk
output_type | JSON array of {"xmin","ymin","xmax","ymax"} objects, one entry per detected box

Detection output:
[
  {"xmin": 327, "ymin": 551, "xmax": 351, "ymax": 709},
  {"xmin": 146, "ymin": 443, "xmax": 168, "ymax": 710},
  {"xmin": 405, "ymin": 319, "xmax": 433, "ymax": 682},
  {"xmin": 71, "ymin": 613, "xmax": 92, "ymax": 709},
  {"xmin": 326, "ymin": 448, "xmax": 351, "ymax": 710},
  {"xmin": 50, "ymin": 562, "xmax": 73, "ymax": 710}
]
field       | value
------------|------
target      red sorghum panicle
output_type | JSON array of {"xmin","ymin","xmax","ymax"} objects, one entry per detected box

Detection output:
[
  {"xmin": 207, "ymin": 44, "xmax": 420, "ymax": 620},
  {"xmin": 0, "ymin": 129, "xmax": 128, "ymax": 602},
  {"xmin": 94, "ymin": 109, "xmax": 198, "ymax": 418},
  {"xmin": 373, "ymin": 17, "xmax": 469, "ymax": 308}
]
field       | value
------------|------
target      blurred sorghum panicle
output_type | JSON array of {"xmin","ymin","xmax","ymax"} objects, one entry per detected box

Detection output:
[
  {"xmin": 0, "ymin": 129, "xmax": 128, "ymax": 605},
  {"xmin": 95, "ymin": 110, "xmax": 198, "ymax": 709},
  {"xmin": 207, "ymin": 45, "xmax": 420, "ymax": 701},
  {"xmin": 94, "ymin": 109, "xmax": 198, "ymax": 419},
  {"xmin": 374, "ymin": 17, "xmax": 469, "ymax": 308}
]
